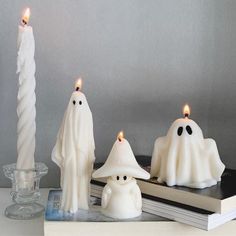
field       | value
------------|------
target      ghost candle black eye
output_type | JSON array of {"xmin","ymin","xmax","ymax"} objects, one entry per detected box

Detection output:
[
  {"xmin": 186, "ymin": 125, "xmax": 192, "ymax": 135},
  {"xmin": 73, "ymin": 100, "xmax": 76, "ymax": 105},
  {"xmin": 177, "ymin": 127, "xmax": 183, "ymax": 136}
]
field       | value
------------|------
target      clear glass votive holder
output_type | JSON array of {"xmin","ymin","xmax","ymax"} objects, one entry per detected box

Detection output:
[{"xmin": 3, "ymin": 162, "xmax": 48, "ymax": 220}]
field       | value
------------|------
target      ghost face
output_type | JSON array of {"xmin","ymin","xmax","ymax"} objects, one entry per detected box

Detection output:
[
  {"xmin": 151, "ymin": 118, "xmax": 225, "ymax": 189},
  {"xmin": 111, "ymin": 175, "xmax": 132, "ymax": 185},
  {"xmin": 66, "ymin": 91, "xmax": 93, "ymax": 143},
  {"xmin": 167, "ymin": 118, "xmax": 204, "ymax": 142},
  {"xmin": 70, "ymin": 91, "xmax": 91, "ymax": 114}
]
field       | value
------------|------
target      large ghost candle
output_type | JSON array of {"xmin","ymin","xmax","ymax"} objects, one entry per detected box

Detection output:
[
  {"xmin": 92, "ymin": 131, "xmax": 150, "ymax": 219},
  {"xmin": 52, "ymin": 78, "xmax": 95, "ymax": 213},
  {"xmin": 150, "ymin": 105, "xmax": 225, "ymax": 189},
  {"xmin": 16, "ymin": 8, "xmax": 36, "ymax": 170}
]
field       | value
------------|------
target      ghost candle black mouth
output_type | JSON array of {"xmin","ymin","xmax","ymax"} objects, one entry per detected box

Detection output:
[
  {"xmin": 21, "ymin": 8, "xmax": 30, "ymax": 26},
  {"xmin": 183, "ymin": 104, "xmax": 190, "ymax": 118},
  {"xmin": 75, "ymin": 78, "xmax": 82, "ymax": 91}
]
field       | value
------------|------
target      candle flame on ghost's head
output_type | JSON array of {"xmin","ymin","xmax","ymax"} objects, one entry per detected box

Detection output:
[
  {"xmin": 117, "ymin": 131, "xmax": 124, "ymax": 142},
  {"xmin": 22, "ymin": 8, "xmax": 30, "ymax": 25},
  {"xmin": 75, "ymin": 78, "xmax": 82, "ymax": 91},
  {"xmin": 183, "ymin": 104, "xmax": 191, "ymax": 118}
]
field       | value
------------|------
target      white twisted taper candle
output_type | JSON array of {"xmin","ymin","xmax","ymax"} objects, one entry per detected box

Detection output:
[{"xmin": 16, "ymin": 21, "xmax": 36, "ymax": 170}]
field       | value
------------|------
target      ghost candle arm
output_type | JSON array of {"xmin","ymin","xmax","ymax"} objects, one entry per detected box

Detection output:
[
  {"xmin": 88, "ymin": 159, "xmax": 95, "ymax": 178},
  {"xmin": 150, "ymin": 137, "xmax": 165, "ymax": 179},
  {"xmin": 130, "ymin": 182, "xmax": 142, "ymax": 210},
  {"xmin": 204, "ymin": 138, "xmax": 225, "ymax": 181},
  {"xmin": 101, "ymin": 184, "xmax": 112, "ymax": 209}
]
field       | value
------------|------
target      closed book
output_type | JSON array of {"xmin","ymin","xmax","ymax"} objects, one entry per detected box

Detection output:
[
  {"xmin": 91, "ymin": 183, "xmax": 236, "ymax": 230},
  {"xmin": 93, "ymin": 155, "xmax": 236, "ymax": 214}
]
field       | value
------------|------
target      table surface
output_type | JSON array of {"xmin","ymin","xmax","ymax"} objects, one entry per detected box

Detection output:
[
  {"xmin": 1, "ymin": 188, "xmax": 236, "ymax": 236},
  {"xmin": 0, "ymin": 188, "xmax": 48, "ymax": 236}
]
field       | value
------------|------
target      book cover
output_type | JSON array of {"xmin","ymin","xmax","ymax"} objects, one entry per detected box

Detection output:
[{"xmin": 45, "ymin": 190, "xmax": 168, "ymax": 222}]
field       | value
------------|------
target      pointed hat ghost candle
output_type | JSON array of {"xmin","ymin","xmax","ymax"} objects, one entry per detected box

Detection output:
[
  {"xmin": 150, "ymin": 104, "xmax": 225, "ymax": 189},
  {"xmin": 52, "ymin": 78, "xmax": 95, "ymax": 213},
  {"xmin": 93, "ymin": 131, "xmax": 150, "ymax": 219}
]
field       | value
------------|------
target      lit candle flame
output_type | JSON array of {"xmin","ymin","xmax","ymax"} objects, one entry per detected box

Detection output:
[
  {"xmin": 75, "ymin": 78, "xmax": 82, "ymax": 91},
  {"xmin": 183, "ymin": 104, "xmax": 190, "ymax": 118},
  {"xmin": 117, "ymin": 131, "xmax": 124, "ymax": 142},
  {"xmin": 22, "ymin": 8, "xmax": 30, "ymax": 25}
]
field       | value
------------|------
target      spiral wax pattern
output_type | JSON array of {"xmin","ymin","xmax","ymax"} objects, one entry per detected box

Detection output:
[{"xmin": 16, "ymin": 25, "xmax": 36, "ymax": 170}]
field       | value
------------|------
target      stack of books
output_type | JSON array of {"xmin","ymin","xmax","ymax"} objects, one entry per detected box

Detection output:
[
  {"xmin": 44, "ymin": 189, "xmax": 236, "ymax": 235},
  {"xmin": 44, "ymin": 156, "xmax": 236, "ymax": 235},
  {"xmin": 91, "ymin": 155, "xmax": 236, "ymax": 230}
]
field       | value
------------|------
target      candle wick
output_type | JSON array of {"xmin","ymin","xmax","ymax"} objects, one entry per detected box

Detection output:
[
  {"xmin": 22, "ymin": 19, "xmax": 27, "ymax": 26},
  {"xmin": 184, "ymin": 113, "xmax": 189, "ymax": 118},
  {"xmin": 76, "ymin": 87, "xmax": 80, "ymax": 91},
  {"xmin": 118, "ymin": 138, "xmax": 122, "ymax": 142}
]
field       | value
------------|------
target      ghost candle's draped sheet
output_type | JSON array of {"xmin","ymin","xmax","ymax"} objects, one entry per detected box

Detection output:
[
  {"xmin": 52, "ymin": 91, "xmax": 95, "ymax": 213},
  {"xmin": 151, "ymin": 118, "xmax": 225, "ymax": 189}
]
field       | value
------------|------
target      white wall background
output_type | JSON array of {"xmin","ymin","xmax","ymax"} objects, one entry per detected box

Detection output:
[{"xmin": 1, "ymin": 0, "xmax": 236, "ymax": 187}]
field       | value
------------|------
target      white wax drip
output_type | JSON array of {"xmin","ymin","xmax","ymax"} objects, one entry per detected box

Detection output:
[{"xmin": 16, "ymin": 25, "xmax": 36, "ymax": 170}]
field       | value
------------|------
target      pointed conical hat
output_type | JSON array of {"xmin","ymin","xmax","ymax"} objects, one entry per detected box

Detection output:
[{"xmin": 93, "ymin": 139, "xmax": 150, "ymax": 179}]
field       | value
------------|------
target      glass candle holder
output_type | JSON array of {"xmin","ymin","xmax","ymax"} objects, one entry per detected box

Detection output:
[{"xmin": 3, "ymin": 162, "xmax": 48, "ymax": 220}]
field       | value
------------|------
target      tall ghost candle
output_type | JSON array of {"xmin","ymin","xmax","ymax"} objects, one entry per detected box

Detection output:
[
  {"xmin": 16, "ymin": 8, "xmax": 36, "ymax": 170},
  {"xmin": 52, "ymin": 78, "xmax": 95, "ymax": 213},
  {"xmin": 150, "ymin": 105, "xmax": 225, "ymax": 189}
]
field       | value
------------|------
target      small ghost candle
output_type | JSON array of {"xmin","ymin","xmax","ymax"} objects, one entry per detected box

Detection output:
[
  {"xmin": 16, "ymin": 8, "xmax": 36, "ymax": 170},
  {"xmin": 92, "ymin": 131, "xmax": 150, "ymax": 219},
  {"xmin": 150, "ymin": 104, "xmax": 225, "ymax": 189},
  {"xmin": 52, "ymin": 78, "xmax": 95, "ymax": 213}
]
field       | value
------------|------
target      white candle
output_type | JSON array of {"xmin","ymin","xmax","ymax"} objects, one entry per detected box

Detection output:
[
  {"xmin": 52, "ymin": 79, "xmax": 95, "ymax": 213},
  {"xmin": 93, "ymin": 131, "xmax": 150, "ymax": 219},
  {"xmin": 16, "ymin": 8, "xmax": 36, "ymax": 170},
  {"xmin": 150, "ymin": 104, "xmax": 225, "ymax": 189}
]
